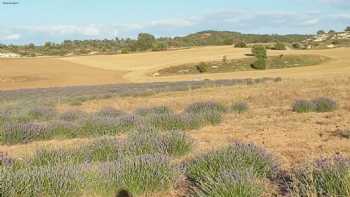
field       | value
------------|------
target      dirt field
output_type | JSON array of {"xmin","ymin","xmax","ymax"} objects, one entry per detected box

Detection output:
[{"xmin": 1, "ymin": 46, "xmax": 350, "ymax": 90}]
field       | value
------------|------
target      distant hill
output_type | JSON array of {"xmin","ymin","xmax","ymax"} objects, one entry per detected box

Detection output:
[
  {"xmin": 172, "ymin": 30, "xmax": 310, "ymax": 46},
  {"xmin": 302, "ymin": 31, "xmax": 350, "ymax": 49}
]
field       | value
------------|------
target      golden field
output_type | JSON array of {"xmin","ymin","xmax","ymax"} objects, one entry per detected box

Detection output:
[{"xmin": 1, "ymin": 46, "xmax": 350, "ymax": 90}]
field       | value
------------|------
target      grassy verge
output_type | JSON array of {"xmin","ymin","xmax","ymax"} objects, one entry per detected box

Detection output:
[{"xmin": 157, "ymin": 54, "xmax": 330, "ymax": 76}]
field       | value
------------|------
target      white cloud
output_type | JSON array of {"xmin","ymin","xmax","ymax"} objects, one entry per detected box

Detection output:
[
  {"xmin": 0, "ymin": 33, "xmax": 21, "ymax": 40},
  {"xmin": 20, "ymin": 25, "xmax": 101, "ymax": 36},
  {"xmin": 150, "ymin": 19, "xmax": 194, "ymax": 28}
]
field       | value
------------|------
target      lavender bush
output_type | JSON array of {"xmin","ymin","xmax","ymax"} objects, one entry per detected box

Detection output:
[
  {"xmin": 185, "ymin": 142, "xmax": 279, "ymax": 196},
  {"xmin": 1, "ymin": 122, "xmax": 52, "ymax": 144},
  {"xmin": 126, "ymin": 129, "xmax": 192, "ymax": 157},
  {"xmin": 291, "ymin": 155, "xmax": 350, "ymax": 196},
  {"xmin": 99, "ymin": 154, "xmax": 175, "ymax": 195},
  {"xmin": 0, "ymin": 164, "xmax": 86, "ymax": 197}
]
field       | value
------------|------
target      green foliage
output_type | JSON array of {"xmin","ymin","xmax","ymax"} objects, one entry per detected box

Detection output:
[
  {"xmin": 194, "ymin": 171, "xmax": 265, "ymax": 197},
  {"xmin": 234, "ymin": 41, "xmax": 247, "ymax": 48},
  {"xmin": 317, "ymin": 30, "xmax": 325, "ymax": 35},
  {"xmin": 0, "ymin": 164, "xmax": 85, "ymax": 197},
  {"xmin": 251, "ymin": 46, "xmax": 267, "ymax": 70},
  {"xmin": 345, "ymin": 26, "xmax": 350, "ymax": 32},
  {"xmin": 230, "ymin": 102, "xmax": 249, "ymax": 113},
  {"xmin": 127, "ymin": 129, "xmax": 192, "ymax": 157},
  {"xmin": 251, "ymin": 58, "xmax": 267, "ymax": 70},
  {"xmin": 292, "ymin": 100, "xmax": 316, "ymax": 113},
  {"xmin": 293, "ymin": 97, "xmax": 337, "ymax": 113},
  {"xmin": 291, "ymin": 156, "xmax": 350, "ymax": 197},
  {"xmin": 273, "ymin": 42, "xmax": 287, "ymax": 50},
  {"xmin": 312, "ymin": 97, "xmax": 337, "ymax": 112},
  {"xmin": 104, "ymin": 154, "xmax": 175, "ymax": 195},
  {"xmin": 196, "ymin": 62, "xmax": 208, "ymax": 73},
  {"xmin": 136, "ymin": 33, "xmax": 156, "ymax": 51},
  {"xmin": 185, "ymin": 143, "xmax": 278, "ymax": 197}
]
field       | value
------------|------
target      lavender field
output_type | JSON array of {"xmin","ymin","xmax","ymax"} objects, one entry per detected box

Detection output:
[{"xmin": 1, "ymin": 78, "xmax": 350, "ymax": 197}]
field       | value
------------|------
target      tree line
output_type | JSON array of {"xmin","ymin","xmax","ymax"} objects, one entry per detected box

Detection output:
[{"xmin": 0, "ymin": 31, "xmax": 310, "ymax": 57}]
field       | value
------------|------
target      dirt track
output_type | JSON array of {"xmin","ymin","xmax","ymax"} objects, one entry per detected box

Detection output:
[{"xmin": 1, "ymin": 46, "xmax": 350, "ymax": 90}]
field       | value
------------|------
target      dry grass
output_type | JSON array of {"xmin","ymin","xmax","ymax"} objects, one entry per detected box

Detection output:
[
  {"xmin": 0, "ymin": 58, "xmax": 126, "ymax": 90},
  {"xmin": 2, "ymin": 46, "xmax": 350, "ymax": 90}
]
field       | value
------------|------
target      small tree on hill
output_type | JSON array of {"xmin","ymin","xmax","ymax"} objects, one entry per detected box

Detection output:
[
  {"xmin": 345, "ymin": 26, "xmax": 350, "ymax": 32},
  {"xmin": 273, "ymin": 42, "xmax": 286, "ymax": 50},
  {"xmin": 317, "ymin": 30, "xmax": 325, "ymax": 35},
  {"xmin": 251, "ymin": 46, "xmax": 267, "ymax": 70},
  {"xmin": 136, "ymin": 33, "xmax": 156, "ymax": 51},
  {"xmin": 234, "ymin": 41, "xmax": 247, "ymax": 48}
]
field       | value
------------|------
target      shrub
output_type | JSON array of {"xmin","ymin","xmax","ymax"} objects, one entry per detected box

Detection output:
[
  {"xmin": 185, "ymin": 143, "xmax": 278, "ymax": 197},
  {"xmin": 134, "ymin": 106, "xmax": 174, "ymax": 117},
  {"xmin": 251, "ymin": 46, "xmax": 267, "ymax": 70},
  {"xmin": 95, "ymin": 107, "xmax": 127, "ymax": 118},
  {"xmin": 251, "ymin": 58, "xmax": 267, "ymax": 70},
  {"xmin": 143, "ymin": 112, "xmax": 188, "ymax": 131},
  {"xmin": 292, "ymin": 100, "xmax": 316, "ymax": 113},
  {"xmin": 59, "ymin": 110, "xmax": 88, "ymax": 122},
  {"xmin": 291, "ymin": 155, "xmax": 350, "ymax": 197},
  {"xmin": 292, "ymin": 98, "xmax": 337, "ymax": 113},
  {"xmin": 0, "ymin": 152, "xmax": 14, "ymax": 167},
  {"xmin": 234, "ymin": 41, "xmax": 247, "ymax": 48},
  {"xmin": 230, "ymin": 102, "xmax": 249, "ymax": 113},
  {"xmin": 1, "ymin": 122, "xmax": 52, "ymax": 144},
  {"xmin": 273, "ymin": 42, "xmax": 287, "ymax": 50},
  {"xmin": 27, "ymin": 106, "xmax": 56, "ymax": 120},
  {"xmin": 100, "ymin": 154, "xmax": 175, "ymax": 195},
  {"xmin": 185, "ymin": 101, "xmax": 226, "ymax": 114},
  {"xmin": 193, "ymin": 170, "xmax": 265, "ymax": 197},
  {"xmin": 196, "ymin": 62, "xmax": 208, "ymax": 73},
  {"xmin": 126, "ymin": 129, "xmax": 192, "ymax": 157},
  {"xmin": 30, "ymin": 138, "xmax": 125, "ymax": 166},
  {"xmin": 0, "ymin": 164, "xmax": 86, "ymax": 197},
  {"xmin": 312, "ymin": 97, "xmax": 337, "ymax": 112}
]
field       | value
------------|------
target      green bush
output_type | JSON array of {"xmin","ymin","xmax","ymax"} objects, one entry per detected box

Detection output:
[
  {"xmin": 185, "ymin": 143, "xmax": 278, "ymax": 197},
  {"xmin": 292, "ymin": 100, "xmax": 316, "ymax": 113},
  {"xmin": 230, "ymin": 102, "xmax": 249, "ymax": 113},
  {"xmin": 194, "ymin": 170, "xmax": 265, "ymax": 197},
  {"xmin": 273, "ymin": 42, "xmax": 287, "ymax": 50},
  {"xmin": 30, "ymin": 138, "xmax": 124, "ymax": 166},
  {"xmin": 251, "ymin": 46, "xmax": 267, "ymax": 70},
  {"xmin": 196, "ymin": 62, "xmax": 208, "ymax": 73},
  {"xmin": 126, "ymin": 129, "xmax": 192, "ymax": 157},
  {"xmin": 312, "ymin": 97, "xmax": 337, "ymax": 112},
  {"xmin": 101, "ymin": 154, "xmax": 175, "ymax": 195},
  {"xmin": 0, "ymin": 164, "xmax": 86, "ymax": 197},
  {"xmin": 235, "ymin": 41, "xmax": 247, "ymax": 48},
  {"xmin": 292, "ymin": 97, "xmax": 337, "ymax": 113},
  {"xmin": 291, "ymin": 155, "xmax": 350, "ymax": 197}
]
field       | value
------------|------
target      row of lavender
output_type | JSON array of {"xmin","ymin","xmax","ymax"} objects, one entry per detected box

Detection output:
[
  {"xmin": 1, "ymin": 137, "xmax": 350, "ymax": 196},
  {"xmin": 0, "ymin": 101, "xmax": 248, "ymax": 145}
]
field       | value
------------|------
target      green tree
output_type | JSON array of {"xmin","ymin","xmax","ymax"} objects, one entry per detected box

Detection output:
[
  {"xmin": 317, "ymin": 30, "xmax": 325, "ymax": 35},
  {"xmin": 136, "ymin": 33, "xmax": 156, "ymax": 51},
  {"xmin": 345, "ymin": 26, "xmax": 350, "ymax": 32},
  {"xmin": 251, "ymin": 46, "xmax": 267, "ymax": 70},
  {"xmin": 273, "ymin": 42, "xmax": 286, "ymax": 50},
  {"xmin": 234, "ymin": 41, "xmax": 247, "ymax": 48}
]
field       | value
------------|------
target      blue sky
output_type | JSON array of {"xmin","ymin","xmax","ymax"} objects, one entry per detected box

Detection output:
[{"xmin": 0, "ymin": 0, "xmax": 349, "ymax": 44}]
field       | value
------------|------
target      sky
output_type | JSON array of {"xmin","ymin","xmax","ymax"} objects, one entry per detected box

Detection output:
[{"xmin": 0, "ymin": 0, "xmax": 349, "ymax": 45}]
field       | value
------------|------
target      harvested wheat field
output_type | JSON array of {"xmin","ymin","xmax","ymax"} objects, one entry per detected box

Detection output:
[{"xmin": 1, "ymin": 46, "xmax": 350, "ymax": 90}]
